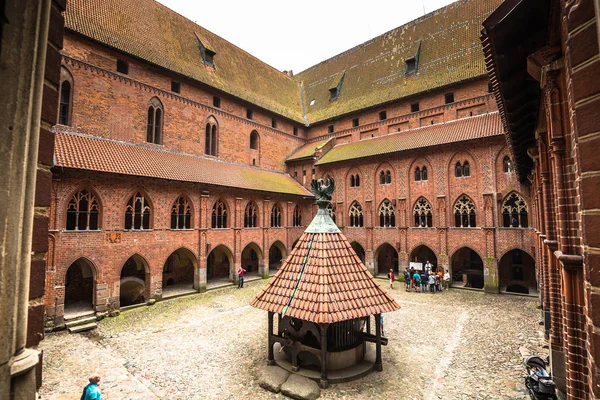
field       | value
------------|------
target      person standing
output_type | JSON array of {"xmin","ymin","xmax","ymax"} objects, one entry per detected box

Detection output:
[
  {"xmin": 443, "ymin": 270, "xmax": 451, "ymax": 290},
  {"xmin": 413, "ymin": 270, "xmax": 421, "ymax": 292},
  {"xmin": 425, "ymin": 260, "xmax": 433, "ymax": 274},
  {"xmin": 82, "ymin": 374, "xmax": 102, "ymax": 400},
  {"xmin": 420, "ymin": 270, "xmax": 427, "ymax": 293},
  {"xmin": 437, "ymin": 269, "xmax": 443, "ymax": 292},
  {"xmin": 428, "ymin": 273, "xmax": 436, "ymax": 293},
  {"xmin": 387, "ymin": 269, "xmax": 395, "ymax": 289},
  {"xmin": 237, "ymin": 266, "xmax": 246, "ymax": 289},
  {"xmin": 403, "ymin": 269, "xmax": 411, "ymax": 291}
]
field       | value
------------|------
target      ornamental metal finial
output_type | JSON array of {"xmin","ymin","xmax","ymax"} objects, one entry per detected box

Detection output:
[{"xmin": 311, "ymin": 177, "xmax": 335, "ymax": 208}]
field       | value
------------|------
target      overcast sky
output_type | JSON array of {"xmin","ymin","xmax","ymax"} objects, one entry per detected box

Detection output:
[{"xmin": 156, "ymin": 0, "xmax": 457, "ymax": 73}]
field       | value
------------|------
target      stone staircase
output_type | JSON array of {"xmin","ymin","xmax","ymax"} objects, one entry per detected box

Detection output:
[{"xmin": 65, "ymin": 315, "xmax": 97, "ymax": 333}]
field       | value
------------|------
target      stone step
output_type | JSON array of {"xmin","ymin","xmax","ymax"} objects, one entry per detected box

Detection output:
[
  {"xmin": 65, "ymin": 315, "xmax": 97, "ymax": 328},
  {"xmin": 68, "ymin": 322, "xmax": 97, "ymax": 334}
]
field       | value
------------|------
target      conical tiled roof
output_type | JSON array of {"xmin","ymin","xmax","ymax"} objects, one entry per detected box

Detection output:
[{"xmin": 251, "ymin": 209, "xmax": 400, "ymax": 324}]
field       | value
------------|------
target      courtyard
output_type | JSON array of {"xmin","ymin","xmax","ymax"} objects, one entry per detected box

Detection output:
[{"xmin": 39, "ymin": 280, "xmax": 545, "ymax": 399}]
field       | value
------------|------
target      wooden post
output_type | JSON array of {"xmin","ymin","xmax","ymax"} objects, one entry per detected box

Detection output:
[
  {"xmin": 268, "ymin": 312, "xmax": 275, "ymax": 365},
  {"xmin": 320, "ymin": 324, "xmax": 329, "ymax": 388},
  {"xmin": 375, "ymin": 313, "xmax": 383, "ymax": 371},
  {"xmin": 366, "ymin": 315, "xmax": 371, "ymax": 334}
]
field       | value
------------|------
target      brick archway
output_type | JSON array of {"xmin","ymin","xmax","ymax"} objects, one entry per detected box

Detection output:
[{"xmin": 64, "ymin": 257, "xmax": 97, "ymax": 319}]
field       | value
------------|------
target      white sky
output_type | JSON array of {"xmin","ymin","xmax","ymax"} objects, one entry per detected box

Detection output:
[{"xmin": 156, "ymin": 0, "xmax": 458, "ymax": 73}]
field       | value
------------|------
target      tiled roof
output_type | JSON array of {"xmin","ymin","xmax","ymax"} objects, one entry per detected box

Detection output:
[
  {"xmin": 316, "ymin": 112, "xmax": 503, "ymax": 165},
  {"xmin": 286, "ymin": 138, "xmax": 332, "ymax": 162},
  {"xmin": 54, "ymin": 131, "xmax": 312, "ymax": 197},
  {"xmin": 251, "ymin": 230, "xmax": 400, "ymax": 324},
  {"xmin": 295, "ymin": 0, "xmax": 503, "ymax": 123},
  {"xmin": 65, "ymin": 0, "xmax": 304, "ymax": 123}
]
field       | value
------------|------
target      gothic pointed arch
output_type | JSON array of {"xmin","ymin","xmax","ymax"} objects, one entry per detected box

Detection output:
[
  {"xmin": 211, "ymin": 198, "xmax": 228, "ymax": 228},
  {"xmin": 453, "ymin": 194, "xmax": 476, "ymax": 227},
  {"xmin": 413, "ymin": 196, "xmax": 433, "ymax": 227},
  {"xmin": 205, "ymin": 115, "xmax": 219, "ymax": 156},
  {"xmin": 147, "ymin": 97, "xmax": 163, "ymax": 144},
  {"xmin": 378, "ymin": 199, "xmax": 395, "ymax": 227},
  {"xmin": 244, "ymin": 201, "xmax": 259, "ymax": 228},
  {"xmin": 349, "ymin": 201, "xmax": 364, "ymax": 227},
  {"xmin": 502, "ymin": 192, "xmax": 528, "ymax": 227},
  {"xmin": 271, "ymin": 203, "xmax": 282, "ymax": 227},
  {"xmin": 171, "ymin": 194, "xmax": 193, "ymax": 229},
  {"xmin": 66, "ymin": 187, "xmax": 101, "ymax": 230},
  {"xmin": 125, "ymin": 190, "xmax": 153, "ymax": 230},
  {"xmin": 292, "ymin": 205, "xmax": 302, "ymax": 227},
  {"xmin": 59, "ymin": 66, "xmax": 74, "ymax": 126}
]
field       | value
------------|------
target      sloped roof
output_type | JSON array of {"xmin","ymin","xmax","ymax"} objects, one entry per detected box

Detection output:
[
  {"xmin": 295, "ymin": 0, "xmax": 503, "ymax": 123},
  {"xmin": 251, "ymin": 227, "xmax": 400, "ymax": 324},
  {"xmin": 286, "ymin": 138, "xmax": 332, "ymax": 162},
  {"xmin": 65, "ymin": 0, "xmax": 304, "ymax": 123},
  {"xmin": 54, "ymin": 131, "xmax": 312, "ymax": 197},
  {"xmin": 316, "ymin": 112, "xmax": 503, "ymax": 165}
]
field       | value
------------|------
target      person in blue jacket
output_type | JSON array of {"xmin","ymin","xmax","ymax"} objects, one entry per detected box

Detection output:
[{"xmin": 81, "ymin": 374, "xmax": 102, "ymax": 400}]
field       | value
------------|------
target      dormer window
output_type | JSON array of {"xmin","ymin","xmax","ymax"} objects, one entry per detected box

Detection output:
[
  {"xmin": 329, "ymin": 88, "xmax": 338, "ymax": 101},
  {"xmin": 329, "ymin": 72, "xmax": 345, "ymax": 102},
  {"xmin": 405, "ymin": 41, "xmax": 422, "ymax": 76},
  {"xmin": 195, "ymin": 32, "xmax": 216, "ymax": 69}
]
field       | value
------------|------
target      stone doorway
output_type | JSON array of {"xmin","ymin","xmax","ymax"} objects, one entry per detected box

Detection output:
[
  {"xmin": 375, "ymin": 243, "xmax": 398, "ymax": 277},
  {"xmin": 120, "ymin": 254, "xmax": 150, "ymax": 307},
  {"xmin": 499, "ymin": 249, "xmax": 536, "ymax": 295},
  {"xmin": 450, "ymin": 248, "xmax": 484, "ymax": 289},
  {"xmin": 64, "ymin": 258, "xmax": 95, "ymax": 319},
  {"xmin": 409, "ymin": 245, "xmax": 438, "ymax": 272}
]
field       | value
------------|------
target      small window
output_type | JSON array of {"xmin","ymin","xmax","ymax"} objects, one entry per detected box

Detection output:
[
  {"xmin": 303, "ymin": 170, "xmax": 306, "ymax": 176},
  {"xmin": 422, "ymin": 166, "xmax": 428, "ymax": 181},
  {"xmin": 352, "ymin": 118, "xmax": 359, "ymax": 127},
  {"xmin": 385, "ymin": 170, "xmax": 391, "ymax": 184},
  {"xmin": 293, "ymin": 127, "xmax": 298, "ymax": 136},
  {"xmin": 411, "ymin": 103, "xmax": 420, "ymax": 113},
  {"xmin": 204, "ymin": 51, "xmax": 215, "ymax": 67},
  {"xmin": 59, "ymin": 81, "xmax": 71, "ymax": 126},
  {"xmin": 328, "ymin": 125, "xmax": 334, "ymax": 133},
  {"xmin": 329, "ymin": 88, "xmax": 338, "ymax": 101},
  {"xmin": 405, "ymin": 58, "xmax": 417, "ymax": 75},
  {"xmin": 171, "ymin": 81, "xmax": 181, "ymax": 94},
  {"xmin": 312, "ymin": 168, "xmax": 315, "ymax": 177},
  {"xmin": 350, "ymin": 175, "xmax": 355, "ymax": 187},
  {"xmin": 116, "ymin": 59, "xmax": 128, "ymax": 74},
  {"xmin": 250, "ymin": 130, "xmax": 259, "ymax": 149},
  {"xmin": 246, "ymin": 109, "xmax": 253, "ymax": 120},
  {"xmin": 379, "ymin": 171, "xmax": 386, "ymax": 185},
  {"xmin": 463, "ymin": 161, "xmax": 470, "ymax": 177},
  {"xmin": 455, "ymin": 162, "xmax": 463, "ymax": 177},
  {"xmin": 379, "ymin": 111, "xmax": 387, "ymax": 121},
  {"xmin": 294, "ymin": 171, "xmax": 298, "ymax": 178},
  {"xmin": 503, "ymin": 156, "xmax": 514, "ymax": 173},
  {"xmin": 415, "ymin": 167, "xmax": 421, "ymax": 182},
  {"xmin": 213, "ymin": 96, "xmax": 221, "ymax": 108},
  {"xmin": 355, "ymin": 175, "xmax": 360, "ymax": 187},
  {"xmin": 445, "ymin": 93, "xmax": 454, "ymax": 104},
  {"xmin": 272, "ymin": 118, "xmax": 277, "ymax": 128}
]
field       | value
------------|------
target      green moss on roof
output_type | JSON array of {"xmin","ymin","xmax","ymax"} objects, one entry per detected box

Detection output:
[{"xmin": 287, "ymin": 138, "xmax": 332, "ymax": 161}]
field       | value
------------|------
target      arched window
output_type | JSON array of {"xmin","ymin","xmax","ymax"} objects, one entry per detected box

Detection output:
[
  {"xmin": 146, "ymin": 97, "xmax": 163, "ymax": 144},
  {"xmin": 327, "ymin": 203, "xmax": 336, "ymax": 223},
  {"xmin": 349, "ymin": 201, "xmax": 364, "ymax": 227},
  {"xmin": 271, "ymin": 204, "xmax": 282, "ymax": 227},
  {"xmin": 292, "ymin": 205, "xmax": 302, "ymax": 227},
  {"xmin": 205, "ymin": 119, "xmax": 218, "ymax": 156},
  {"xmin": 125, "ymin": 192, "xmax": 152, "ymax": 230},
  {"xmin": 59, "ymin": 81, "xmax": 71, "ymax": 126},
  {"xmin": 244, "ymin": 202, "xmax": 258, "ymax": 228},
  {"xmin": 385, "ymin": 170, "xmax": 391, "ymax": 184},
  {"xmin": 355, "ymin": 175, "xmax": 360, "ymax": 187},
  {"xmin": 66, "ymin": 189, "xmax": 99, "ymax": 230},
  {"xmin": 502, "ymin": 192, "xmax": 528, "ymax": 228},
  {"xmin": 379, "ymin": 200, "xmax": 396, "ymax": 227},
  {"xmin": 379, "ymin": 171, "xmax": 386, "ymax": 185},
  {"xmin": 350, "ymin": 175, "xmax": 356, "ymax": 188},
  {"xmin": 413, "ymin": 197, "xmax": 433, "ymax": 227},
  {"xmin": 415, "ymin": 167, "xmax": 421, "ymax": 181},
  {"xmin": 463, "ymin": 161, "xmax": 470, "ymax": 177},
  {"xmin": 422, "ymin": 166, "xmax": 428, "ymax": 181},
  {"xmin": 455, "ymin": 162, "xmax": 463, "ymax": 177},
  {"xmin": 171, "ymin": 196, "xmax": 192, "ymax": 229},
  {"xmin": 454, "ymin": 195, "xmax": 476, "ymax": 227},
  {"xmin": 503, "ymin": 156, "xmax": 513, "ymax": 173},
  {"xmin": 211, "ymin": 199, "xmax": 228, "ymax": 228},
  {"xmin": 250, "ymin": 131, "xmax": 259, "ymax": 150}
]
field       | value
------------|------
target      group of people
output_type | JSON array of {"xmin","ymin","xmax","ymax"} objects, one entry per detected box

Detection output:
[{"xmin": 387, "ymin": 261, "xmax": 450, "ymax": 293}]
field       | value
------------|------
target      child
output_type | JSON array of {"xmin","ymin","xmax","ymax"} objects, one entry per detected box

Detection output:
[{"xmin": 387, "ymin": 269, "xmax": 395, "ymax": 289}]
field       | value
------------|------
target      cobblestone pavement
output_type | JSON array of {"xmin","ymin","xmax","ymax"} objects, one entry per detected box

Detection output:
[{"xmin": 39, "ymin": 281, "xmax": 546, "ymax": 399}]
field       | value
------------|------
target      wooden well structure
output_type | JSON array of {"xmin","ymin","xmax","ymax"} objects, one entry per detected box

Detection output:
[{"xmin": 251, "ymin": 178, "xmax": 400, "ymax": 387}]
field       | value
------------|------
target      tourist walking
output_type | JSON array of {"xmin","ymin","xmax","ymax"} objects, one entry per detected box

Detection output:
[
  {"xmin": 404, "ymin": 269, "xmax": 411, "ymax": 291},
  {"xmin": 420, "ymin": 270, "xmax": 427, "ymax": 293},
  {"xmin": 443, "ymin": 270, "xmax": 451, "ymax": 290},
  {"xmin": 81, "ymin": 374, "xmax": 102, "ymax": 400},
  {"xmin": 387, "ymin": 269, "xmax": 395, "ymax": 289},
  {"xmin": 413, "ymin": 270, "xmax": 421, "ymax": 292},
  {"xmin": 237, "ymin": 267, "xmax": 246, "ymax": 288},
  {"xmin": 428, "ymin": 273, "xmax": 436, "ymax": 293}
]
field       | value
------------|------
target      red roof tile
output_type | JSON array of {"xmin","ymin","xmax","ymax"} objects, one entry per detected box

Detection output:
[{"xmin": 54, "ymin": 131, "xmax": 312, "ymax": 196}]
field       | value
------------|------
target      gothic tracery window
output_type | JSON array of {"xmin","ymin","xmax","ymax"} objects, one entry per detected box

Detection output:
[
  {"xmin": 413, "ymin": 197, "xmax": 433, "ymax": 227},
  {"xmin": 349, "ymin": 201, "xmax": 364, "ymax": 227},
  {"xmin": 292, "ymin": 205, "xmax": 302, "ymax": 227},
  {"xmin": 503, "ymin": 156, "xmax": 514, "ymax": 173},
  {"xmin": 66, "ymin": 189, "xmax": 99, "ymax": 230},
  {"xmin": 454, "ymin": 195, "xmax": 476, "ymax": 227},
  {"xmin": 171, "ymin": 196, "xmax": 192, "ymax": 229},
  {"xmin": 205, "ymin": 119, "xmax": 218, "ymax": 156},
  {"xmin": 502, "ymin": 192, "xmax": 528, "ymax": 228},
  {"xmin": 271, "ymin": 204, "xmax": 282, "ymax": 227},
  {"xmin": 379, "ymin": 199, "xmax": 396, "ymax": 227},
  {"xmin": 146, "ymin": 97, "xmax": 163, "ymax": 144},
  {"xmin": 212, "ymin": 199, "xmax": 228, "ymax": 228},
  {"xmin": 244, "ymin": 202, "xmax": 258, "ymax": 228},
  {"xmin": 125, "ymin": 192, "xmax": 152, "ymax": 230}
]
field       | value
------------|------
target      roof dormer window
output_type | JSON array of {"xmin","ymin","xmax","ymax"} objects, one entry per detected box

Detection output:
[
  {"xmin": 329, "ymin": 72, "xmax": 345, "ymax": 102},
  {"xmin": 195, "ymin": 32, "xmax": 216, "ymax": 69},
  {"xmin": 405, "ymin": 41, "xmax": 422, "ymax": 76}
]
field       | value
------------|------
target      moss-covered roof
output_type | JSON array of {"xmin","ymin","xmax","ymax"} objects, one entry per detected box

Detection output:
[
  {"xmin": 65, "ymin": 0, "xmax": 304, "ymax": 123},
  {"xmin": 286, "ymin": 138, "xmax": 332, "ymax": 162},
  {"xmin": 295, "ymin": 0, "xmax": 503, "ymax": 123}
]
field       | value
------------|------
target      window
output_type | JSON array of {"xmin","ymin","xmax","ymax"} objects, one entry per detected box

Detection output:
[
  {"xmin": 385, "ymin": 170, "xmax": 391, "ymax": 184},
  {"xmin": 455, "ymin": 162, "xmax": 463, "ymax": 177},
  {"xmin": 352, "ymin": 118, "xmax": 359, "ymax": 127},
  {"xmin": 454, "ymin": 195, "xmax": 476, "ymax": 228},
  {"xmin": 271, "ymin": 204, "xmax": 282, "ymax": 227},
  {"xmin": 380, "ymin": 171, "xmax": 386, "ymax": 185},
  {"xmin": 329, "ymin": 87, "xmax": 338, "ymax": 101},
  {"xmin": 66, "ymin": 189, "xmax": 99, "ymax": 231},
  {"xmin": 292, "ymin": 205, "xmax": 302, "ymax": 227},
  {"xmin": 411, "ymin": 102, "xmax": 420, "ymax": 113},
  {"xmin": 125, "ymin": 192, "xmax": 152, "ymax": 230},
  {"xmin": 146, "ymin": 97, "xmax": 163, "ymax": 144},
  {"xmin": 503, "ymin": 156, "xmax": 514, "ymax": 173},
  {"xmin": 204, "ymin": 51, "xmax": 215, "ymax": 67},
  {"xmin": 171, "ymin": 81, "xmax": 181, "ymax": 94},
  {"xmin": 211, "ymin": 200, "xmax": 228, "ymax": 228},
  {"xmin": 349, "ymin": 201, "xmax": 364, "ymax": 227},
  {"xmin": 272, "ymin": 118, "xmax": 277, "ymax": 128},
  {"xmin": 250, "ymin": 130, "xmax": 259, "ymax": 149},
  {"xmin": 355, "ymin": 175, "xmax": 360, "ymax": 187},
  {"xmin": 205, "ymin": 119, "xmax": 218, "ymax": 156},
  {"xmin": 247, "ymin": 109, "xmax": 253, "ymax": 120},
  {"xmin": 379, "ymin": 111, "xmax": 387, "ymax": 121},
  {"xmin": 294, "ymin": 171, "xmax": 298, "ymax": 178},
  {"xmin": 328, "ymin": 124, "xmax": 334, "ymax": 133},
  {"xmin": 415, "ymin": 167, "xmax": 421, "ymax": 182},
  {"xmin": 195, "ymin": 34, "xmax": 216, "ymax": 68},
  {"xmin": 405, "ymin": 57, "xmax": 417, "ymax": 75},
  {"xmin": 171, "ymin": 196, "xmax": 192, "ymax": 229},
  {"xmin": 327, "ymin": 203, "xmax": 336, "ymax": 224},
  {"xmin": 421, "ymin": 166, "xmax": 428, "ymax": 181},
  {"xmin": 445, "ymin": 92, "xmax": 454, "ymax": 104},
  {"xmin": 116, "ymin": 59, "xmax": 128, "ymax": 74},
  {"xmin": 213, "ymin": 96, "xmax": 221, "ymax": 108},
  {"xmin": 244, "ymin": 202, "xmax": 258, "ymax": 228},
  {"xmin": 413, "ymin": 197, "xmax": 433, "ymax": 227},
  {"xmin": 463, "ymin": 161, "xmax": 470, "ymax": 177},
  {"xmin": 293, "ymin": 127, "xmax": 298, "ymax": 136},
  {"xmin": 350, "ymin": 174, "xmax": 360, "ymax": 188},
  {"xmin": 379, "ymin": 200, "xmax": 395, "ymax": 227},
  {"xmin": 502, "ymin": 192, "xmax": 528, "ymax": 228},
  {"xmin": 59, "ymin": 80, "xmax": 72, "ymax": 126}
]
